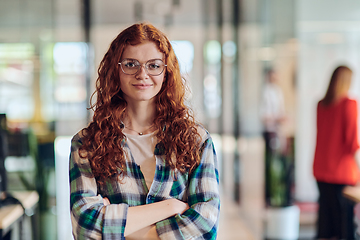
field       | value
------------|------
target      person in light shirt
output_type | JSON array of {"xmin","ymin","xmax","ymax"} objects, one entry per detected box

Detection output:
[
  {"xmin": 259, "ymin": 69, "xmax": 286, "ymax": 206},
  {"xmin": 69, "ymin": 22, "xmax": 220, "ymax": 240},
  {"xmin": 260, "ymin": 69, "xmax": 286, "ymax": 137}
]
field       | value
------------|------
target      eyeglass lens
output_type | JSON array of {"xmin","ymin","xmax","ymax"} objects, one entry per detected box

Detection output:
[{"xmin": 120, "ymin": 59, "xmax": 166, "ymax": 76}]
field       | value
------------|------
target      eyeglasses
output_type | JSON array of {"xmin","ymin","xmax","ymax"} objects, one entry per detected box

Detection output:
[{"xmin": 118, "ymin": 58, "xmax": 167, "ymax": 76}]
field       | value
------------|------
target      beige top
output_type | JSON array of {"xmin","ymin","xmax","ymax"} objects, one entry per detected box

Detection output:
[
  {"xmin": 124, "ymin": 132, "xmax": 160, "ymax": 240},
  {"xmin": 124, "ymin": 132, "xmax": 157, "ymax": 191}
]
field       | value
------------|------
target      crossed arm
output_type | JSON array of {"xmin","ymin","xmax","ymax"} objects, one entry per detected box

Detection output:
[{"xmin": 102, "ymin": 197, "xmax": 189, "ymax": 237}]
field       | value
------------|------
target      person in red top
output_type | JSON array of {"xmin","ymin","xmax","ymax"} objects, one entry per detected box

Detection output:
[{"xmin": 313, "ymin": 65, "xmax": 360, "ymax": 239}]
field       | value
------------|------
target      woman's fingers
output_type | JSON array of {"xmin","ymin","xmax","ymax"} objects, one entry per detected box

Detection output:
[{"xmin": 103, "ymin": 197, "xmax": 110, "ymax": 206}]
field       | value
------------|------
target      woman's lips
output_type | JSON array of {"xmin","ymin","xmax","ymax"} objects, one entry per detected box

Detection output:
[{"xmin": 133, "ymin": 83, "xmax": 152, "ymax": 90}]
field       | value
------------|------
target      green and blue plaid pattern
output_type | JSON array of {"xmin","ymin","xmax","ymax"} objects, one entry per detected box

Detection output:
[{"xmin": 69, "ymin": 128, "xmax": 220, "ymax": 240}]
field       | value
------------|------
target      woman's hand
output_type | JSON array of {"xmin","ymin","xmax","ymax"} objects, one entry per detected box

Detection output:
[
  {"xmin": 124, "ymin": 198, "xmax": 189, "ymax": 236},
  {"xmin": 103, "ymin": 197, "xmax": 110, "ymax": 206},
  {"xmin": 167, "ymin": 198, "xmax": 190, "ymax": 215}
]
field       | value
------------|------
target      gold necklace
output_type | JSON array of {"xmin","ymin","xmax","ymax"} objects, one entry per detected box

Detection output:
[{"xmin": 120, "ymin": 122, "xmax": 153, "ymax": 135}]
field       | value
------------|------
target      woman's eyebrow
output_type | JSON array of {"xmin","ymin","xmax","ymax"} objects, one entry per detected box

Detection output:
[{"xmin": 123, "ymin": 58, "xmax": 164, "ymax": 62}]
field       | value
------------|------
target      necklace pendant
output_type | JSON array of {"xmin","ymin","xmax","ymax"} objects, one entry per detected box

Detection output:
[{"xmin": 139, "ymin": 132, "xmax": 143, "ymax": 135}]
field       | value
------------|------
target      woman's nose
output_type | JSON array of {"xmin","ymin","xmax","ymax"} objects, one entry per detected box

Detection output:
[{"xmin": 135, "ymin": 64, "xmax": 149, "ymax": 79}]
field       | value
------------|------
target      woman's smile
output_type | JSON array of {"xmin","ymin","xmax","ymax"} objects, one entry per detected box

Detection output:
[{"xmin": 132, "ymin": 83, "xmax": 153, "ymax": 90}]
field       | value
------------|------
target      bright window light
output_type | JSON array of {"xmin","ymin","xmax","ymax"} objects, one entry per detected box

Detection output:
[{"xmin": 171, "ymin": 41, "xmax": 194, "ymax": 74}]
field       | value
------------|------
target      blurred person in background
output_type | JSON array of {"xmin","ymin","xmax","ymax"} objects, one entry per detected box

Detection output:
[
  {"xmin": 313, "ymin": 65, "xmax": 359, "ymax": 240},
  {"xmin": 69, "ymin": 22, "xmax": 220, "ymax": 240},
  {"xmin": 259, "ymin": 68, "xmax": 286, "ymax": 206}
]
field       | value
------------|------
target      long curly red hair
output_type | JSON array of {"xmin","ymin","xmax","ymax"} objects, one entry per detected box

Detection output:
[{"xmin": 79, "ymin": 23, "xmax": 201, "ymax": 185}]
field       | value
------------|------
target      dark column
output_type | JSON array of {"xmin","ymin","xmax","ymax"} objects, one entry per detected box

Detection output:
[
  {"xmin": 232, "ymin": 0, "xmax": 241, "ymax": 138},
  {"xmin": 232, "ymin": 0, "xmax": 241, "ymax": 203},
  {"xmin": 0, "ymin": 114, "xmax": 8, "ymax": 193},
  {"xmin": 82, "ymin": 0, "xmax": 92, "ymax": 123},
  {"xmin": 216, "ymin": 0, "xmax": 224, "ymax": 134}
]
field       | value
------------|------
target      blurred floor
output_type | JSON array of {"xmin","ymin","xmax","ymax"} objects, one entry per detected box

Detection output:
[
  {"xmin": 215, "ymin": 134, "xmax": 317, "ymax": 240},
  {"xmin": 217, "ymin": 193, "xmax": 256, "ymax": 240}
]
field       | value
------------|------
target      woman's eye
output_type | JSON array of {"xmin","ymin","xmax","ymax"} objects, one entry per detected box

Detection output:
[
  {"xmin": 148, "ymin": 64, "xmax": 160, "ymax": 69},
  {"xmin": 125, "ymin": 62, "xmax": 137, "ymax": 68}
]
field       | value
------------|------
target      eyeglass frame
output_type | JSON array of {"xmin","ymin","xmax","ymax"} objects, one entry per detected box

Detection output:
[{"xmin": 118, "ymin": 58, "xmax": 167, "ymax": 76}]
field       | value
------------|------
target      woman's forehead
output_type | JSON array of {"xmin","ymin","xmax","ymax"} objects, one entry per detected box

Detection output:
[{"xmin": 121, "ymin": 41, "xmax": 164, "ymax": 60}]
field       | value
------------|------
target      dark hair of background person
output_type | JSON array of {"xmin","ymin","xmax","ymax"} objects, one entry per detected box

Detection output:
[
  {"xmin": 78, "ymin": 23, "xmax": 201, "ymax": 185},
  {"xmin": 321, "ymin": 66, "xmax": 353, "ymax": 106}
]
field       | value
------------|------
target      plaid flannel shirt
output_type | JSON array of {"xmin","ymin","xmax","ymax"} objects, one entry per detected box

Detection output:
[{"xmin": 69, "ymin": 127, "xmax": 220, "ymax": 240}]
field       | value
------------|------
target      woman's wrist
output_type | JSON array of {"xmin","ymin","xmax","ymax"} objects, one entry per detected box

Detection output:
[{"xmin": 166, "ymin": 198, "xmax": 189, "ymax": 216}]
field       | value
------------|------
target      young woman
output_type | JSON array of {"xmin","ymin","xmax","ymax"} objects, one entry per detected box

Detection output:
[
  {"xmin": 69, "ymin": 23, "xmax": 220, "ymax": 240},
  {"xmin": 313, "ymin": 66, "xmax": 359, "ymax": 239}
]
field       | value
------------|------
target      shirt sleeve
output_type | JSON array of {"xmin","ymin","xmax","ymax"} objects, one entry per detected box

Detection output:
[
  {"xmin": 155, "ymin": 136, "xmax": 220, "ymax": 240},
  {"xmin": 343, "ymin": 100, "xmax": 360, "ymax": 155},
  {"xmin": 69, "ymin": 133, "xmax": 129, "ymax": 240}
]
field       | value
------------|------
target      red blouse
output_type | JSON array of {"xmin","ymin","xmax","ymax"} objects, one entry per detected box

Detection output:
[{"xmin": 313, "ymin": 97, "xmax": 360, "ymax": 185}]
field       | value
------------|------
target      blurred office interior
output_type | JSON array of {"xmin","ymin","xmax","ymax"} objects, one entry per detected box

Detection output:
[{"xmin": 1, "ymin": 0, "xmax": 360, "ymax": 239}]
